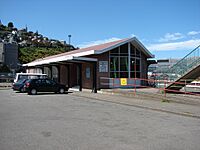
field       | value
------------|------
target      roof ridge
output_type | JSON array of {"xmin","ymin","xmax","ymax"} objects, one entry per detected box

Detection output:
[{"xmin": 79, "ymin": 38, "xmax": 130, "ymax": 49}]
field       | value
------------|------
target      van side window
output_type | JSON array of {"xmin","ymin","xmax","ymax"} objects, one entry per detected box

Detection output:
[
  {"xmin": 35, "ymin": 79, "xmax": 41, "ymax": 84},
  {"xmin": 46, "ymin": 79, "xmax": 56, "ymax": 85},
  {"xmin": 14, "ymin": 73, "xmax": 47, "ymax": 83}
]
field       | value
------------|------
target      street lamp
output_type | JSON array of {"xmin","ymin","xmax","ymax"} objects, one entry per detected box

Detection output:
[
  {"xmin": 68, "ymin": 35, "xmax": 71, "ymax": 45},
  {"xmin": 68, "ymin": 35, "xmax": 71, "ymax": 51}
]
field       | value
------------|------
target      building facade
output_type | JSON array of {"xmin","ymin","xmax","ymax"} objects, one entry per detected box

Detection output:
[
  {"xmin": 0, "ymin": 42, "xmax": 18, "ymax": 70},
  {"xmin": 149, "ymin": 59, "xmax": 180, "ymax": 73},
  {"xmin": 24, "ymin": 37, "xmax": 154, "ymax": 92}
]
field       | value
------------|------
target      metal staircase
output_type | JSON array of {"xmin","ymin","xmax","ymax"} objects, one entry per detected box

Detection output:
[{"xmin": 166, "ymin": 45, "xmax": 200, "ymax": 92}]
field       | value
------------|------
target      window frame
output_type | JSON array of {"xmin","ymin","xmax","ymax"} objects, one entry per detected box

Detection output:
[{"xmin": 109, "ymin": 43, "xmax": 141, "ymax": 78}]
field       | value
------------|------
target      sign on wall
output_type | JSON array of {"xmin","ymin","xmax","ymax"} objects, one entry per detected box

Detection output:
[
  {"xmin": 120, "ymin": 78, "xmax": 127, "ymax": 86},
  {"xmin": 86, "ymin": 67, "xmax": 91, "ymax": 79},
  {"xmin": 99, "ymin": 61, "xmax": 108, "ymax": 72}
]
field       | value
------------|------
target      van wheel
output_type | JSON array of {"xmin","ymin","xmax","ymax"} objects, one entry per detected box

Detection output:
[
  {"xmin": 30, "ymin": 89, "xmax": 37, "ymax": 95},
  {"xmin": 59, "ymin": 88, "xmax": 65, "ymax": 94}
]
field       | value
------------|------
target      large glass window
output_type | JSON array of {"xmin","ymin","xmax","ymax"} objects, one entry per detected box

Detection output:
[
  {"xmin": 120, "ymin": 44, "xmax": 128, "ymax": 55},
  {"xmin": 120, "ymin": 72, "xmax": 128, "ymax": 78},
  {"xmin": 131, "ymin": 44, "xmax": 136, "ymax": 57},
  {"xmin": 110, "ymin": 57, "xmax": 119, "ymax": 71},
  {"xmin": 110, "ymin": 72, "xmax": 119, "ymax": 78},
  {"xmin": 120, "ymin": 57, "xmax": 128, "ymax": 71},
  {"xmin": 110, "ymin": 43, "xmax": 141, "ymax": 78},
  {"xmin": 130, "ymin": 58, "xmax": 140, "ymax": 71},
  {"xmin": 136, "ymin": 48, "xmax": 140, "ymax": 57},
  {"xmin": 130, "ymin": 72, "xmax": 140, "ymax": 78},
  {"xmin": 110, "ymin": 47, "xmax": 119, "ymax": 56},
  {"xmin": 130, "ymin": 57, "xmax": 140, "ymax": 78}
]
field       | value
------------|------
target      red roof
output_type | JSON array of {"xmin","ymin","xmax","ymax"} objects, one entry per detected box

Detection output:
[
  {"xmin": 31, "ymin": 37, "xmax": 153, "ymax": 63},
  {"xmin": 77, "ymin": 38, "xmax": 129, "ymax": 52},
  {"xmin": 32, "ymin": 38, "xmax": 129, "ymax": 62}
]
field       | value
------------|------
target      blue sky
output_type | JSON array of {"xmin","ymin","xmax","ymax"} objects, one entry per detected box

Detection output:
[{"xmin": 0, "ymin": 0, "xmax": 200, "ymax": 59}]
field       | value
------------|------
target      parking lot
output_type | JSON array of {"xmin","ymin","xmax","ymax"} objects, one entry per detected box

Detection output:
[{"xmin": 0, "ymin": 89, "xmax": 200, "ymax": 150}]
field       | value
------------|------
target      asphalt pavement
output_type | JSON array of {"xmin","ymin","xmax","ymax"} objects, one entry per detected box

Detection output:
[{"xmin": 0, "ymin": 89, "xmax": 200, "ymax": 150}]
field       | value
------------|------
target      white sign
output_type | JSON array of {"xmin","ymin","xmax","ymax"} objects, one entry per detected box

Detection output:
[{"xmin": 99, "ymin": 61, "xmax": 108, "ymax": 72}]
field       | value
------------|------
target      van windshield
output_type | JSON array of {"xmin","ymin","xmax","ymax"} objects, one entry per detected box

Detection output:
[
  {"xmin": 18, "ymin": 75, "xmax": 28, "ymax": 80},
  {"xmin": 17, "ymin": 79, "xmax": 27, "ymax": 83}
]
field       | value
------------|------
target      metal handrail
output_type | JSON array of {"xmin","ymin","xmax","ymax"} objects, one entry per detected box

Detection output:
[
  {"xmin": 169, "ymin": 45, "xmax": 200, "ymax": 71},
  {"xmin": 167, "ymin": 45, "xmax": 200, "ymax": 81}
]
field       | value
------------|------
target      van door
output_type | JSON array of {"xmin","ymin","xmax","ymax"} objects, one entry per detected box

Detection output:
[{"xmin": 45, "ymin": 79, "xmax": 56, "ymax": 92}]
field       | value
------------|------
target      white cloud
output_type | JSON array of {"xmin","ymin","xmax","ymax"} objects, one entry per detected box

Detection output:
[
  {"xmin": 158, "ymin": 33, "xmax": 185, "ymax": 42},
  {"xmin": 130, "ymin": 34, "xmax": 136, "ymax": 37},
  {"xmin": 188, "ymin": 31, "xmax": 200, "ymax": 36},
  {"xmin": 77, "ymin": 37, "xmax": 121, "ymax": 48},
  {"xmin": 148, "ymin": 39, "xmax": 200, "ymax": 51}
]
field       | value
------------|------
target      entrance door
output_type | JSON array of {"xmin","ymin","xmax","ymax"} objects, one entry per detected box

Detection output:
[
  {"xmin": 75, "ymin": 64, "xmax": 82, "ymax": 91},
  {"xmin": 70, "ymin": 64, "xmax": 82, "ymax": 91}
]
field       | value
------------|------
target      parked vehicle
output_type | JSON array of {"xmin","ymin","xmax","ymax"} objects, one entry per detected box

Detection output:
[
  {"xmin": 12, "ymin": 79, "xmax": 28, "ymax": 92},
  {"xmin": 24, "ymin": 78, "xmax": 68, "ymax": 95},
  {"xmin": 14, "ymin": 73, "xmax": 47, "ymax": 83}
]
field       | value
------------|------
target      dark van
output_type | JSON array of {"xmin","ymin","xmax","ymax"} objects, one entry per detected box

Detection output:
[{"xmin": 24, "ymin": 78, "xmax": 68, "ymax": 95}]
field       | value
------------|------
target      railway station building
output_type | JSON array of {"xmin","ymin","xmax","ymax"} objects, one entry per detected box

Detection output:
[{"xmin": 23, "ymin": 37, "xmax": 154, "ymax": 92}]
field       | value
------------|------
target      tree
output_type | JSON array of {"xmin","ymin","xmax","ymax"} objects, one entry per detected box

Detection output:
[
  {"xmin": 0, "ymin": 64, "xmax": 10, "ymax": 72},
  {"xmin": 35, "ymin": 30, "xmax": 39, "ymax": 36},
  {"xmin": 0, "ymin": 24, "xmax": 6, "ymax": 30},
  {"xmin": 8, "ymin": 22, "xmax": 14, "ymax": 28}
]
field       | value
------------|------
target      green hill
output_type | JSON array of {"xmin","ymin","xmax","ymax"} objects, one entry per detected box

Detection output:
[
  {"xmin": 0, "ymin": 21, "xmax": 76, "ymax": 64},
  {"xmin": 19, "ymin": 47, "xmax": 67, "ymax": 64}
]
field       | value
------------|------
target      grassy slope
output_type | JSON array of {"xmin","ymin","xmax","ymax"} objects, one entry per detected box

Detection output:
[{"xmin": 19, "ymin": 47, "xmax": 66, "ymax": 64}]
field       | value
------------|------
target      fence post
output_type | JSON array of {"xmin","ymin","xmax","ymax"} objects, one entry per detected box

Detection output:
[
  {"xmin": 134, "ymin": 77, "xmax": 136, "ymax": 96},
  {"xmin": 184, "ymin": 80, "xmax": 186, "ymax": 94},
  {"xmin": 164, "ymin": 80, "xmax": 166, "ymax": 97},
  {"xmin": 112, "ymin": 78, "xmax": 114, "ymax": 89}
]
